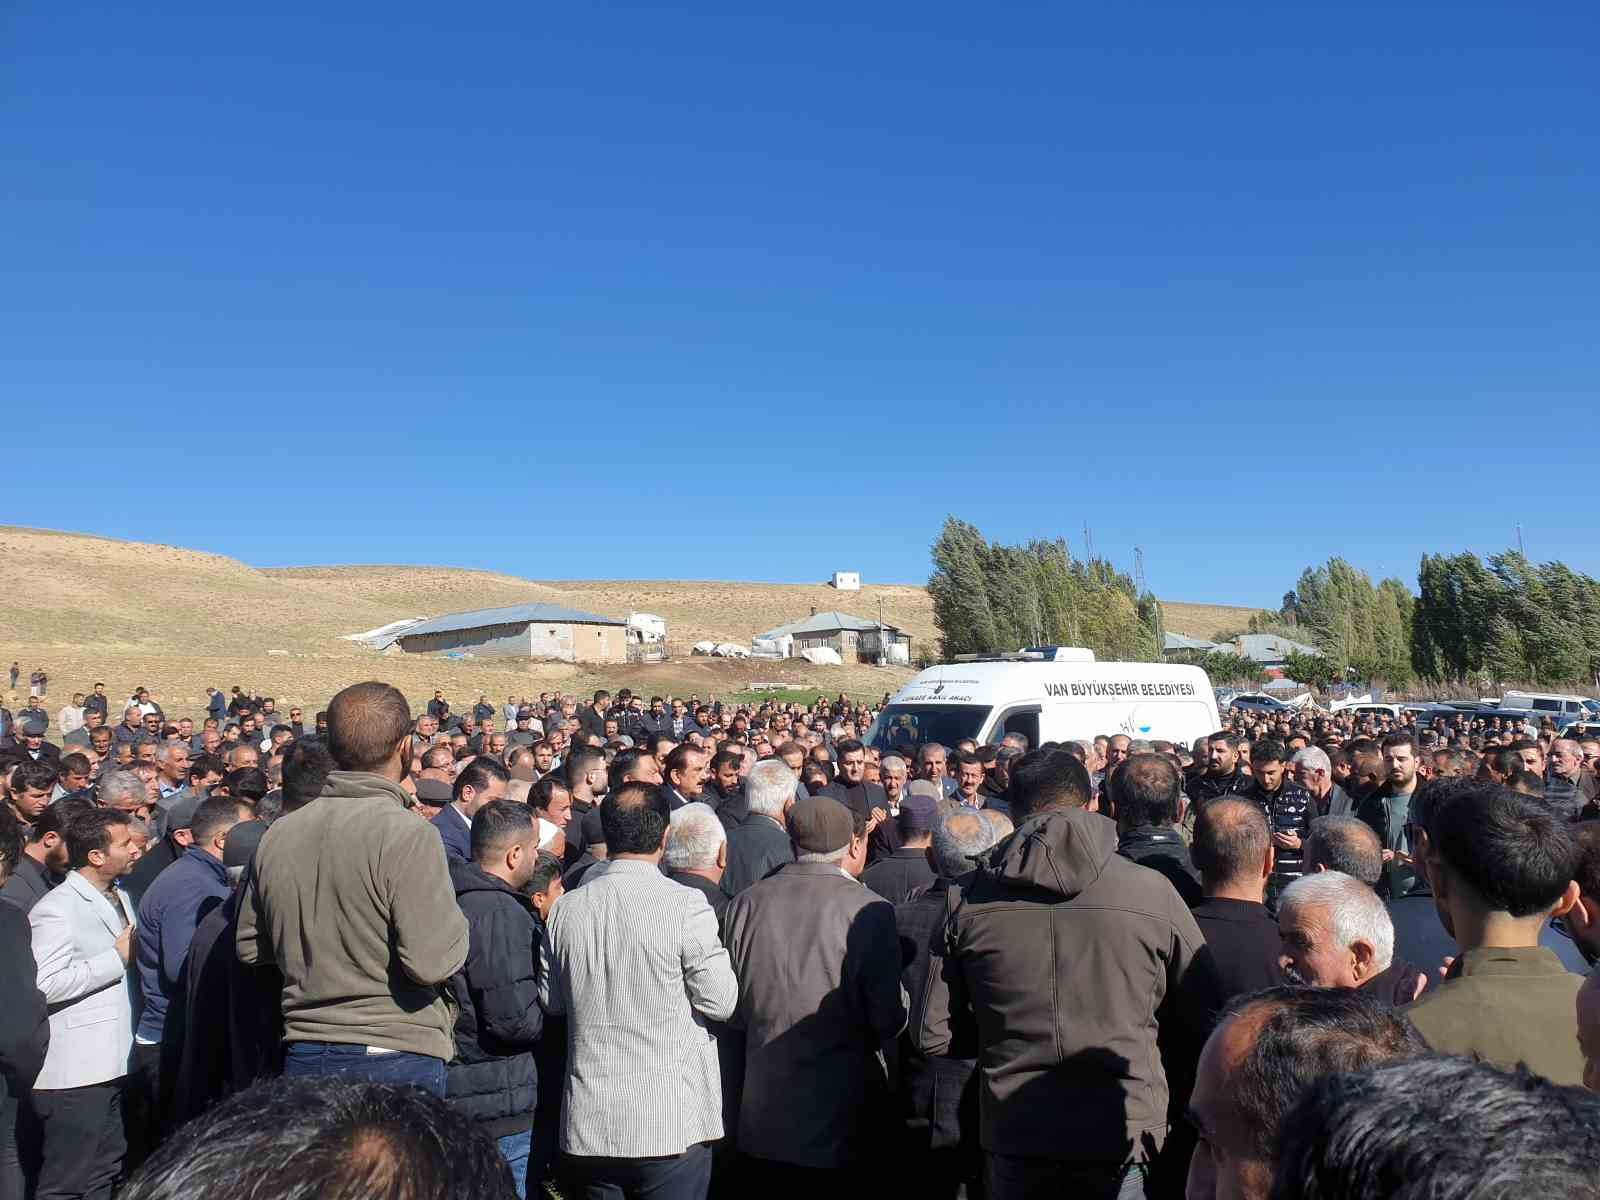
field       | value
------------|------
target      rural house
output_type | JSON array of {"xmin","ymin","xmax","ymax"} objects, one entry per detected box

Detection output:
[
  {"xmin": 393, "ymin": 603, "xmax": 628, "ymax": 663},
  {"xmin": 754, "ymin": 609, "xmax": 910, "ymax": 664}
]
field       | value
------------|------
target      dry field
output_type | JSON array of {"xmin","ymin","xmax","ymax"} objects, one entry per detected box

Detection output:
[{"xmin": 0, "ymin": 526, "xmax": 1262, "ymax": 718}]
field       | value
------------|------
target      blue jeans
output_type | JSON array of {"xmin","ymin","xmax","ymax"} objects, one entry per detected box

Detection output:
[
  {"xmin": 498, "ymin": 1130, "xmax": 531, "ymax": 1199},
  {"xmin": 281, "ymin": 1042, "xmax": 446, "ymax": 1097}
]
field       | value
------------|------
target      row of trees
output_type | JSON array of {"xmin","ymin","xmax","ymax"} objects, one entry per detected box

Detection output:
[
  {"xmin": 927, "ymin": 517, "xmax": 1600, "ymax": 691},
  {"xmin": 928, "ymin": 518, "xmax": 1160, "ymax": 662}
]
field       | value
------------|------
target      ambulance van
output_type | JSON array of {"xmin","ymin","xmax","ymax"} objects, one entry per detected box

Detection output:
[{"xmin": 864, "ymin": 649, "xmax": 1220, "ymax": 755}]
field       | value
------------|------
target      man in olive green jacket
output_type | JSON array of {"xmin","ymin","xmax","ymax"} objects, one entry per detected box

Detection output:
[
  {"xmin": 1403, "ymin": 780, "xmax": 1584, "ymax": 1085},
  {"xmin": 237, "ymin": 682, "xmax": 467, "ymax": 1094}
]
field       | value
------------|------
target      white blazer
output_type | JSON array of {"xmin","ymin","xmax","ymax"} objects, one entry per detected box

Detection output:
[{"xmin": 28, "ymin": 871, "xmax": 137, "ymax": 1090}]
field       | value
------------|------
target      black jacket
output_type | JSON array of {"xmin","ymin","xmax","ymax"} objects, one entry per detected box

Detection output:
[
  {"xmin": 0, "ymin": 854, "xmax": 54, "ymax": 914},
  {"xmin": 1190, "ymin": 897, "xmax": 1283, "ymax": 1006},
  {"xmin": 701, "ymin": 780, "xmax": 748, "ymax": 831},
  {"xmin": 1237, "ymin": 778, "xmax": 1314, "ymax": 891},
  {"xmin": 721, "ymin": 813, "xmax": 794, "ymax": 898},
  {"xmin": 1186, "ymin": 767, "xmax": 1247, "ymax": 807},
  {"xmin": 445, "ymin": 860, "xmax": 544, "ymax": 1137},
  {"xmin": 667, "ymin": 869, "xmax": 729, "ymax": 932},
  {"xmin": 863, "ymin": 847, "xmax": 938, "ymax": 906},
  {"xmin": 1117, "ymin": 826, "xmax": 1203, "ymax": 908},
  {"xmin": 895, "ymin": 878, "xmax": 977, "ymax": 1155},
  {"xmin": 0, "ymin": 901, "xmax": 48, "ymax": 1099}
]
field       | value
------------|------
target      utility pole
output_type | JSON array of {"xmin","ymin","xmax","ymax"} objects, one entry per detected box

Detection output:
[{"xmin": 1516, "ymin": 524, "xmax": 1525, "ymax": 557}]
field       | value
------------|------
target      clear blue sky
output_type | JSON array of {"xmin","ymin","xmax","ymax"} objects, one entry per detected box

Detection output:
[{"xmin": 4, "ymin": 1, "xmax": 1596, "ymax": 606}]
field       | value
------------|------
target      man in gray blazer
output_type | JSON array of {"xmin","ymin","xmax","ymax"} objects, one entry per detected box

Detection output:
[
  {"xmin": 723, "ymin": 796, "xmax": 908, "ymax": 1183},
  {"xmin": 27, "ymin": 808, "xmax": 140, "ymax": 1200}
]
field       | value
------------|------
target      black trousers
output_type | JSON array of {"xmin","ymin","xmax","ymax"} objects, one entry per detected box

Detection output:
[
  {"xmin": 0, "ymin": 1087, "xmax": 21, "ymax": 1200},
  {"xmin": 563, "ymin": 1142, "xmax": 713, "ymax": 1200},
  {"xmin": 30, "ymin": 1081, "xmax": 126, "ymax": 1200},
  {"xmin": 124, "ymin": 1041, "xmax": 162, "ymax": 1170}
]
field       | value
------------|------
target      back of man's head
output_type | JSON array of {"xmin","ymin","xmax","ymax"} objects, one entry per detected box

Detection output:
[
  {"xmin": 454, "ymin": 757, "xmax": 509, "ymax": 805},
  {"xmin": 326, "ymin": 682, "xmax": 411, "ymax": 774},
  {"xmin": 744, "ymin": 759, "xmax": 795, "ymax": 820},
  {"xmin": 118, "ymin": 1075, "xmax": 516, "ymax": 1200},
  {"xmin": 1111, "ymin": 753, "xmax": 1182, "ymax": 829},
  {"xmin": 1222, "ymin": 986, "xmax": 1427, "ymax": 1164},
  {"xmin": 470, "ymin": 799, "xmax": 534, "ymax": 866},
  {"xmin": 1430, "ymin": 781, "xmax": 1577, "ymax": 917},
  {"xmin": 600, "ymin": 781, "xmax": 669, "ymax": 856},
  {"xmin": 1305, "ymin": 816, "xmax": 1383, "ymax": 887},
  {"xmin": 664, "ymin": 802, "xmax": 725, "ymax": 871},
  {"xmin": 1192, "ymin": 797, "xmax": 1271, "ymax": 894},
  {"xmin": 565, "ymin": 746, "xmax": 605, "ymax": 791},
  {"xmin": 1271, "ymin": 1058, "xmax": 1600, "ymax": 1200},
  {"xmin": 281, "ymin": 741, "xmax": 336, "ymax": 813},
  {"xmin": 931, "ymin": 809, "xmax": 997, "ymax": 879},
  {"xmin": 189, "ymin": 795, "xmax": 247, "ymax": 847},
  {"xmin": 1007, "ymin": 749, "xmax": 1092, "ymax": 821}
]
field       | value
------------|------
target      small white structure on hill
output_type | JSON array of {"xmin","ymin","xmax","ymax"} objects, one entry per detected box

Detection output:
[
  {"xmin": 830, "ymin": 571, "xmax": 861, "ymax": 591},
  {"xmin": 627, "ymin": 613, "xmax": 667, "ymax": 644}
]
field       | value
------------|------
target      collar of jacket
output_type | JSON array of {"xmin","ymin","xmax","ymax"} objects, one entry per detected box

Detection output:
[
  {"xmin": 1118, "ymin": 825, "xmax": 1186, "ymax": 850},
  {"xmin": 180, "ymin": 845, "xmax": 229, "ymax": 886},
  {"xmin": 320, "ymin": 770, "xmax": 412, "ymax": 809},
  {"xmin": 781, "ymin": 861, "xmax": 856, "ymax": 881},
  {"xmin": 1448, "ymin": 945, "xmax": 1570, "ymax": 979}
]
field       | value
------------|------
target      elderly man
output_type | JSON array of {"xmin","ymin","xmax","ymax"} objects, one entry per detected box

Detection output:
[
  {"xmin": 1292, "ymin": 746, "xmax": 1352, "ymax": 818},
  {"xmin": 915, "ymin": 742, "xmax": 956, "ymax": 800},
  {"xmin": 1277, "ymin": 871, "xmax": 1427, "ymax": 1006},
  {"xmin": 720, "ymin": 760, "xmax": 797, "ymax": 898},
  {"xmin": 664, "ymin": 801, "xmax": 729, "ymax": 927},
  {"xmin": 1185, "ymin": 988, "xmax": 1427, "ymax": 1200},
  {"xmin": 723, "ymin": 796, "xmax": 907, "ymax": 1183},
  {"xmin": 1547, "ymin": 739, "xmax": 1599, "ymax": 818}
]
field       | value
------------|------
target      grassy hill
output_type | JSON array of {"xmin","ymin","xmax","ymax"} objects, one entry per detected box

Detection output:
[{"xmin": 0, "ymin": 525, "xmax": 1262, "ymax": 713}]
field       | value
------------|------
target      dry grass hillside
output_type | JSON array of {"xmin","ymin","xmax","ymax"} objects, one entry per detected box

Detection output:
[{"xmin": 0, "ymin": 526, "xmax": 1262, "ymax": 716}]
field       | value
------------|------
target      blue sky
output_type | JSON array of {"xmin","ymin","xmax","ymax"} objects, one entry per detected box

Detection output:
[{"xmin": 4, "ymin": 0, "xmax": 1596, "ymax": 606}]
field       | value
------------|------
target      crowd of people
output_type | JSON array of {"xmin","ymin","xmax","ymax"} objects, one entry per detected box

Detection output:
[{"xmin": 3, "ymin": 672, "xmax": 1600, "ymax": 1200}]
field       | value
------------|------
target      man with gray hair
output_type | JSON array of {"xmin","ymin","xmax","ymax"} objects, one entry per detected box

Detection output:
[
  {"xmin": 1547, "ymin": 738, "xmax": 1598, "ymax": 818},
  {"xmin": 664, "ymin": 802, "xmax": 729, "ymax": 927},
  {"xmin": 1292, "ymin": 746, "xmax": 1353, "ymax": 818},
  {"xmin": 1304, "ymin": 816, "xmax": 1383, "ymax": 886},
  {"xmin": 892, "ymin": 807, "xmax": 999, "ymax": 1197},
  {"xmin": 871, "ymin": 753, "xmax": 910, "ymax": 860},
  {"xmin": 720, "ymin": 759, "xmax": 797, "ymax": 898},
  {"xmin": 1276, "ymin": 871, "xmax": 1426, "ymax": 1006}
]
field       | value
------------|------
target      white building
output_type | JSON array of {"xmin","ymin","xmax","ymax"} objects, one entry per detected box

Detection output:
[{"xmin": 830, "ymin": 571, "xmax": 861, "ymax": 591}]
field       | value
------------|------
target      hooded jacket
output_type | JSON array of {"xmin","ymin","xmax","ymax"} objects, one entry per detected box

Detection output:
[
  {"xmin": 941, "ymin": 808, "xmax": 1217, "ymax": 1165},
  {"xmin": 444, "ymin": 860, "xmax": 544, "ymax": 1137}
]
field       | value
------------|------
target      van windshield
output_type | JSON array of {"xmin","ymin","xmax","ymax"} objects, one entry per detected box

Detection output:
[{"xmin": 865, "ymin": 704, "xmax": 991, "ymax": 754}]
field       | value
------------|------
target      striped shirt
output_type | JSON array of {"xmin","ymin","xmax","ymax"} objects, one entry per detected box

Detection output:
[{"xmin": 543, "ymin": 858, "xmax": 737, "ymax": 1158}]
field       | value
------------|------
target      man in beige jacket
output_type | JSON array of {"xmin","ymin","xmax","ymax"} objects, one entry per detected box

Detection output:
[{"xmin": 237, "ymin": 680, "xmax": 467, "ymax": 1095}]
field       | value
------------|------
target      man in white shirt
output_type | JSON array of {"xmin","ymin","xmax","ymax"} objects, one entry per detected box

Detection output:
[
  {"xmin": 542, "ymin": 781, "xmax": 737, "ymax": 1197},
  {"xmin": 28, "ymin": 808, "xmax": 140, "ymax": 1199}
]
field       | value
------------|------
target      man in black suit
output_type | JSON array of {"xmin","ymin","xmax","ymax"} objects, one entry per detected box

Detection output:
[
  {"xmin": 657, "ymin": 744, "xmax": 709, "ymax": 812},
  {"xmin": 820, "ymin": 738, "xmax": 889, "ymax": 835},
  {"xmin": 1189, "ymin": 797, "xmax": 1283, "ymax": 1007},
  {"xmin": 863, "ymin": 792, "xmax": 938, "ymax": 905},
  {"xmin": 0, "ymin": 719, "xmax": 60, "ymax": 771}
]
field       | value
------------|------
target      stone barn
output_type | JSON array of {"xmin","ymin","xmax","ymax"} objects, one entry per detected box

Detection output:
[{"xmin": 393, "ymin": 603, "xmax": 628, "ymax": 664}]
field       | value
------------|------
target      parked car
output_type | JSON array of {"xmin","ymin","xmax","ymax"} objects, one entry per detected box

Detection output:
[{"xmin": 1229, "ymin": 692, "xmax": 1292, "ymax": 714}]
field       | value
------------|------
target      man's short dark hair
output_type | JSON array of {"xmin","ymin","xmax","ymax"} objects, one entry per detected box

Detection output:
[
  {"xmin": 1271, "ymin": 1058, "xmax": 1600, "ymax": 1200},
  {"xmin": 65, "ymin": 808, "xmax": 134, "ymax": 869},
  {"xmin": 27, "ymin": 797, "xmax": 92, "ymax": 845},
  {"xmin": 1110, "ymin": 753, "xmax": 1181, "ymax": 826},
  {"xmin": 190, "ymin": 795, "xmax": 247, "ymax": 845},
  {"xmin": 1570, "ymin": 821, "xmax": 1600, "ymax": 900},
  {"xmin": 0, "ymin": 806, "xmax": 22, "ymax": 882},
  {"xmin": 12, "ymin": 760, "xmax": 57, "ymax": 795},
  {"xmin": 1006, "ymin": 749, "xmax": 1092, "ymax": 821},
  {"xmin": 1304, "ymin": 816, "xmax": 1383, "ymax": 886},
  {"xmin": 565, "ymin": 746, "xmax": 605, "ymax": 788},
  {"xmin": 189, "ymin": 752, "xmax": 226, "ymax": 783},
  {"xmin": 281, "ymin": 741, "xmax": 336, "ymax": 813},
  {"xmin": 529, "ymin": 775, "xmax": 569, "ymax": 813},
  {"xmin": 1209, "ymin": 732, "xmax": 1240, "ymax": 751},
  {"xmin": 1192, "ymin": 797, "xmax": 1271, "ymax": 887},
  {"xmin": 662, "ymin": 744, "xmax": 704, "ymax": 782},
  {"xmin": 1430, "ymin": 782, "xmax": 1577, "ymax": 916},
  {"xmin": 835, "ymin": 738, "xmax": 865, "ymax": 758},
  {"xmin": 1223, "ymin": 986, "xmax": 1428, "ymax": 1160},
  {"xmin": 326, "ymin": 682, "xmax": 412, "ymax": 773},
  {"xmin": 1379, "ymin": 732, "xmax": 1416, "ymax": 755},
  {"xmin": 528, "ymin": 851, "xmax": 564, "ymax": 897},
  {"xmin": 454, "ymin": 757, "xmax": 509, "ymax": 804},
  {"xmin": 1252, "ymin": 738, "xmax": 1288, "ymax": 766},
  {"xmin": 599, "ymin": 781, "xmax": 669, "ymax": 856},
  {"xmin": 470, "ymin": 799, "xmax": 534, "ymax": 864},
  {"xmin": 224, "ymin": 768, "xmax": 270, "ymax": 803},
  {"xmin": 58, "ymin": 752, "xmax": 92, "ymax": 778},
  {"xmin": 118, "ymin": 1075, "xmax": 517, "ymax": 1200}
]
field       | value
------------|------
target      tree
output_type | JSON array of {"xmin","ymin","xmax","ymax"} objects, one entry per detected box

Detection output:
[
  {"xmin": 1281, "ymin": 651, "xmax": 1338, "ymax": 689},
  {"xmin": 928, "ymin": 517, "xmax": 998, "ymax": 657}
]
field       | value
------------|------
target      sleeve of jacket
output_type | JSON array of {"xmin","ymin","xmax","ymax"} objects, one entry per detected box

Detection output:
[
  {"xmin": 469, "ymin": 901, "xmax": 544, "ymax": 1048},
  {"xmin": 30, "ymin": 899, "xmax": 124, "ymax": 1004},
  {"xmin": 846, "ymin": 896, "xmax": 909, "ymax": 1041},
  {"xmin": 681, "ymin": 891, "xmax": 738, "ymax": 1023},
  {"xmin": 1157, "ymin": 898, "xmax": 1223, "ymax": 1075},
  {"xmin": 0, "ymin": 906, "xmax": 48, "ymax": 1089},
  {"xmin": 388, "ymin": 821, "xmax": 469, "ymax": 987},
  {"xmin": 235, "ymin": 867, "xmax": 269, "ymax": 966}
]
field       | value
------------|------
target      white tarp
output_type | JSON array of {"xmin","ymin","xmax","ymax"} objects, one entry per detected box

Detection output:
[
  {"xmin": 712, "ymin": 643, "xmax": 750, "ymax": 658},
  {"xmin": 800, "ymin": 646, "xmax": 843, "ymax": 665},
  {"xmin": 342, "ymin": 618, "xmax": 426, "ymax": 649},
  {"xmin": 627, "ymin": 612, "xmax": 666, "ymax": 642},
  {"xmin": 691, "ymin": 641, "xmax": 717, "ymax": 656}
]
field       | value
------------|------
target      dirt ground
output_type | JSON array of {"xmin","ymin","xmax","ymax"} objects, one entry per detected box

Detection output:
[{"xmin": 0, "ymin": 525, "xmax": 1260, "ymax": 719}]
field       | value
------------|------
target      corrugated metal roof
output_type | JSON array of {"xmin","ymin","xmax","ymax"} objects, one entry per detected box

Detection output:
[
  {"xmin": 757, "ymin": 610, "xmax": 902, "ymax": 640},
  {"xmin": 1163, "ymin": 632, "xmax": 1220, "ymax": 652},
  {"xmin": 1236, "ymin": 633, "xmax": 1321, "ymax": 662},
  {"xmin": 396, "ymin": 603, "xmax": 625, "ymax": 639}
]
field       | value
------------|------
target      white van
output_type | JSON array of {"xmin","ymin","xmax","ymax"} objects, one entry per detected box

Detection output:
[
  {"xmin": 1500, "ymin": 691, "xmax": 1599, "ymax": 721},
  {"xmin": 865, "ymin": 652, "xmax": 1219, "ymax": 754}
]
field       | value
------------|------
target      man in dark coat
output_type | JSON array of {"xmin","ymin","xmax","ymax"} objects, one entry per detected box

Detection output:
[
  {"xmin": 1113, "ymin": 754, "xmax": 1203, "ymax": 908},
  {"xmin": 862, "ymin": 792, "xmax": 938, "ymax": 905},
  {"xmin": 664, "ymin": 802, "xmax": 730, "ymax": 929},
  {"xmin": 720, "ymin": 761, "xmax": 797, "ymax": 898},
  {"xmin": 444, "ymin": 801, "xmax": 545, "ymax": 1197},
  {"xmin": 1188, "ymin": 798, "xmax": 1283, "ymax": 1007},
  {"xmin": 0, "ymin": 808, "xmax": 50, "ymax": 1200},
  {"xmin": 700, "ymin": 750, "xmax": 748, "ymax": 832},
  {"xmin": 1237, "ymin": 739, "xmax": 1314, "ymax": 904},
  {"xmin": 1185, "ymin": 733, "xmax": 1247, "ymax": 808},
  {"xmin": 819, "ymin": 739, "xmax": 889, "ymax": 832}
]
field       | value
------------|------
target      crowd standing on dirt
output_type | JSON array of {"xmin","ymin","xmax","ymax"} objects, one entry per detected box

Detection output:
[{"xmin": 4, "ymin": 671, "xmax": 1600, "ymax": 1200}]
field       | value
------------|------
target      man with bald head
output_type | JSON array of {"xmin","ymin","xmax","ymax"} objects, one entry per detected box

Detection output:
[
  {"xmin": 238, "ymin": 681, "xmax": 467, "ymax": 1095},
  {"xmin": 1190, "ymin": 797, "xmax": 1283, "ymax": 1005},
  {"xmin": 1185, "ymin": 988, "xmax": 1426, "ymax": 1200}
]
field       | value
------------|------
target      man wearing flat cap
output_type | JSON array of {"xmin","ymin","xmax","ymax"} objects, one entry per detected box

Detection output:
[
  {"xmin": 722, "ymin": 795, "xmax": 909, "ymax": 1183},
  {"xmin": 861, "ymin": 789, "xmax": 939, "ymax": 905}
]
